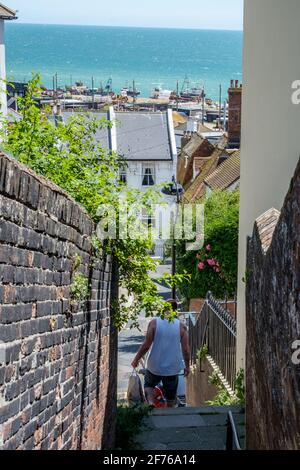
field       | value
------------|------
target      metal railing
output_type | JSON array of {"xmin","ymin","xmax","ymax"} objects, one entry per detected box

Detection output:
[
  {"xmin": 226, "ymin": 411, "xmax": 242, "ymax": 450},
  {"xmin": 189, "ymin": 292, "xmax": 237, "ymax": 391}
]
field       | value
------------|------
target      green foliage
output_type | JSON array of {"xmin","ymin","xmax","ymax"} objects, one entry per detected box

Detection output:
[
  {"xmin": 70, "ymin": 273, "xmax": 90, "ymax": 304},
  {"xmin": 206, "ymin": 369, "xmax": 245, "ymax": 406},
  {"xmin": 2, "ymin": 75, "xmax": 184, "ymax": 329},
  {"xmin": 176, "ymin": 190, "xmax": 240, "ymax": 300},
  {"xmin": 234, "ymin": 368, "xmax": 245, "ymax": 405},
  {"xmin": 72, "ymin": 254, "xmax": 82, "ymax": 273},
  {"xmin": 158, "ymin": 271, "xmax": 191, "ymax": 289},
  {"xmin": 116, "ymin": 404, "xmax": 151, "ymax": 450},
  {"xmin": 206, "ymin": 372, "xmax": 238, "ymax": 406},
  {"xmin": 196, "ymin": 344, "xmax": 209, "ymax": 362}
]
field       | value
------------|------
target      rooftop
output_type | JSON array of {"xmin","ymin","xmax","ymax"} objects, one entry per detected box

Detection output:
[
  {"xmin": 205, "ymin": 150, "xmax": 240, "ymax": 191},
  {"xmin": 183, "ymin": 147, "xmax": 224, "ymax": 203},
  {"xmin": 62, "ymin": 110, "xmax": 174, "ymax": 161},
  {"xmin": 0, "ymin": 3, "xmax": 17, "ymax": 19}
]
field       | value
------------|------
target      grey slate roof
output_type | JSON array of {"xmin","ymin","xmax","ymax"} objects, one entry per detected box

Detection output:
[
  {"xmin": 61, "ymin": 111, "xmax": 173, "ymax": 161},
  {"xmin": 114, "ymin": 112, "xmax": 172, "ymax": 161},
  {"xmin": 61, "ymin": 111, "xmax": 110, "ymax": 151}
]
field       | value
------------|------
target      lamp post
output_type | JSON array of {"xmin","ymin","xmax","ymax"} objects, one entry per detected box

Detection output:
[{"xmin": 162, "ymin": 177, "xmax": 184, "ymax": 300}]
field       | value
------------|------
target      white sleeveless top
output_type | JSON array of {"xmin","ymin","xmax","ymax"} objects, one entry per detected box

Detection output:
[{"xmin": 146, "ymin": 318, "xmax": 183, "ymax": 376}]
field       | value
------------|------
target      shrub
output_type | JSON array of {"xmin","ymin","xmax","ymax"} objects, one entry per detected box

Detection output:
[
  {"xmin": 177, "ymin": 189, "xmax": 240, "ymax": 300},
  {"xmin": 115, "ymin": 404, "xmax": 150, "ymax": 450}
]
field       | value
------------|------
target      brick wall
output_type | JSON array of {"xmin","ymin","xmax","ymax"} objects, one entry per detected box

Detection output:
[
  {"xmin": 228, "ymin": 81, "xmax": 242, "ymax": 149},
  {"xmin": 246, "ymin": 158, "xmax": 300, "ymax": 449},
  {"xmin": 0, "ymin": 152, "xmax": 117, "ymax": 450}
]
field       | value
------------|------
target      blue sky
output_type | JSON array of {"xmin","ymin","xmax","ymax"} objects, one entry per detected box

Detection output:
[{"xmin": 9, "ymin": 0, "xmax": 244, "ymax": 30}]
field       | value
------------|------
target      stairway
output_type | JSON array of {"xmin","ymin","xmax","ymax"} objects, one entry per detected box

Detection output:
[{"xmin": 134, "ymin": 405, "xmax": 245, "ymax": 450}]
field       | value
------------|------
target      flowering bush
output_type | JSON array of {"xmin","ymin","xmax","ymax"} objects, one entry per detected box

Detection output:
[
  {"xmin": 176, "ymin": 190, "xmax": 239, "ymax": 300},
  {"xmin": 197, "ymin": 246, "xmax": 222, "ymax": 274}
]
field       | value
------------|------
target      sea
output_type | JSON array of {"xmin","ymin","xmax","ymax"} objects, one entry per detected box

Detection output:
[{"xmin": 6, "ymin": 23, "xmax": 243, "ymax": 101}]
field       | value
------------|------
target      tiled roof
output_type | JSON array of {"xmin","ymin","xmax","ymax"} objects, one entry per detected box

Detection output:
[
  {"xmin": 204, "ymin": 151, "xmax": 240, "ymax": 191},
  {"xmin": 255, "ymin": 208, "xmax": 280, "ymax": 254},
  {"xmin": 0, "ymin": 3, "xmax": 17, "ymax": 18},
  {"xmin": 183, "ymin": 148, "xmax": 223, "ymax": 203}
]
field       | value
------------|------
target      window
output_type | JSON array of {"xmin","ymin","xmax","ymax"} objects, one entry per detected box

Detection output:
[
  {"xmin": 141, "ymin": 208, "xmax": 156, "ymax": 228},
  {"xmin": 142, "ymin": 165, "xmax": 155, "ymax": 186},
  {"xmin": 119, "ymin": 167, "xmax": 127, "ymax": 184}
]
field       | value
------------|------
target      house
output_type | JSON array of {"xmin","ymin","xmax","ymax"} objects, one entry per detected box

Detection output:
[
  {"xmin": 62, "ymin": 108, "xmax": 177, "ymax": 258},
  {"xmin": 237, "ymin": 0, "xmax": 300, "ymax": 449},
  {"xmin": 7, "ymin": 81, "xmax": 28, "ymax": 111},
  {"xmin": 182, "ymin": 146, "xmax": 230, "ymax": 203},
  {"xmin": 177, "ymin": 133, "xmax": 215, "ymax": 187},
  {"xmin": 0, "ymin": 3, "xmax": 17, "ymax": 116},
  {"xmin": 62, "ymin": 108, "xmax": 177, "ymax": 190}
]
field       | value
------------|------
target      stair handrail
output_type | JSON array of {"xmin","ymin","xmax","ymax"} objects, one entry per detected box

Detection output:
[{"xmin": 226, "ymin": 411, "xmax": 242, "ymax": 451}]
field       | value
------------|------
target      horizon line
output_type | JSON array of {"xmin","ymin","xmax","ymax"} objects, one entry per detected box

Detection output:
[{"xmin": 9, "ymin": 21, "xmax": 243, "ymax": 33}]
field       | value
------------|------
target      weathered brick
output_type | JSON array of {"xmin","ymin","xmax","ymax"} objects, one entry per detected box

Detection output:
[{"xmin": 0, "ymin": 153, "xmax": 115, "ymax": 451}]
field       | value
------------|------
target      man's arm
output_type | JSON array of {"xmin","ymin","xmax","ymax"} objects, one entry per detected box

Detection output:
[
  {"xmin": 131, "ymin": 320, "xmax": 155, "ymax": 369},
  {"xmin": 180, "ymin": 323, "xmax": 190, "ymax": 376}
]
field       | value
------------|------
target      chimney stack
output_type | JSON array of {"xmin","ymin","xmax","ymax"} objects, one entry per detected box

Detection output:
[{"xmin": 228, "ymin": 79, "xmax": 242, "ymax": 149}]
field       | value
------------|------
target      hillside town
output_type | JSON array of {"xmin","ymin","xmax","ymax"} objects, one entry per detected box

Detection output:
[{"xmin": 0, "ymin": 0, "xmax": 299, "ymax": 458}]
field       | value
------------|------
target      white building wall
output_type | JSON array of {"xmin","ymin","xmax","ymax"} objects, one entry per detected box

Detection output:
[
  {"xmin": 0, "ymin": 20, "xmax": 7, "ymax": 117},
  {"xmin": 126, "ymin": 161, "xmax": 174, "ymax": 190},
  {"xmin": 237, "ymin": 0, "xmax": 300, "ymax": 367}
]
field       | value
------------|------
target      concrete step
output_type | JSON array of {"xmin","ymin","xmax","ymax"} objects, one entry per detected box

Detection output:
[
  {"xmin": 134, "ymin": 405, "xmax": 245, "ymax": 451},
  {"xmin": 151, "ymin": 404, "xmax": 244, "ymax": 416}
]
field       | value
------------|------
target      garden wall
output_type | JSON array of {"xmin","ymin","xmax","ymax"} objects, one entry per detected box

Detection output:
[
  {"xmin": 0, "ymin": 152, "xmax": 117, "ymax": 450},
  {"xmin": 246, "ymin": 158, "xmax": 300, "ymax": 449}
]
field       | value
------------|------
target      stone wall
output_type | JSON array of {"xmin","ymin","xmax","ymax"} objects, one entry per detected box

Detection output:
[
  {"xmin": 246, "ymin": 158, "xmax": 300, "ymax": 449},
  {"xmin": 0, "ymin": 152, "xmax": 117, "ymax": 450},
  {"xmin": 186, "ymin": 359, "xmax": 218, "ymax": 407}
]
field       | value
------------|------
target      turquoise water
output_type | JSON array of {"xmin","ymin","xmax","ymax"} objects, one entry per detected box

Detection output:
[{"xmin": 6, "ymin": 24, "xmax": 243, "ymax": 100}]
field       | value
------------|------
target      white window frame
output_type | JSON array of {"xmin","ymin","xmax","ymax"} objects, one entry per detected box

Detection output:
[{"xmin": 142, "ymin": 163, "xmax": 156, "ymax": 186}]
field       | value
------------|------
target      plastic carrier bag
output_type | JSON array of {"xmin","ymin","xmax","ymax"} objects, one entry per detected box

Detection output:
[{"xmin": 127, "ymin": 369, "xmax": 145, "ymax": 406}]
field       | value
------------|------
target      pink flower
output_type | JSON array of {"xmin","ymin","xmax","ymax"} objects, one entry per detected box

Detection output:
[
  {"xmin": 198, "ymin": 262, "xmax": 205, "ymax": 270},
  {"xmin": 207, "ymin": 259, "xmax": 216, "ymax": 267},
  {"xmin": 206, "ymin": 244, "xmax": 211, "ymax": 251},
  {"xmin": 215, "ymin": 268, "xmax": 221, "ymax": 273}
]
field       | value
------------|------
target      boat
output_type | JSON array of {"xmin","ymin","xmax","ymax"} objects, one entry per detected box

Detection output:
[
  {"xmin": 180, "ymin": 76, "xmax": 204, "ymax": 101},
  {"xmin": 121, "ymin": 81, "xmax": 141, "ymax": 98},
  {"xmin": 150, "ymin": 86, "xmax": 172, "ymax": 100}
]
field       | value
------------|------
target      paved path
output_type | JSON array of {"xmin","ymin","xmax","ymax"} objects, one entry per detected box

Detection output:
[
  {"xmin": 134, "ymin": 405, "xmax": 246, "ymax": 450},
  {"xmin": 117, "ymin": 264, "xmax": 172, "ymax": 397}
]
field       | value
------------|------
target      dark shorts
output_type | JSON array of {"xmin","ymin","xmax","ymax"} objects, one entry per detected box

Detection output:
[{"xmin": 144, "ymin": 369, "xmax": 179, "ymax": 401}]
